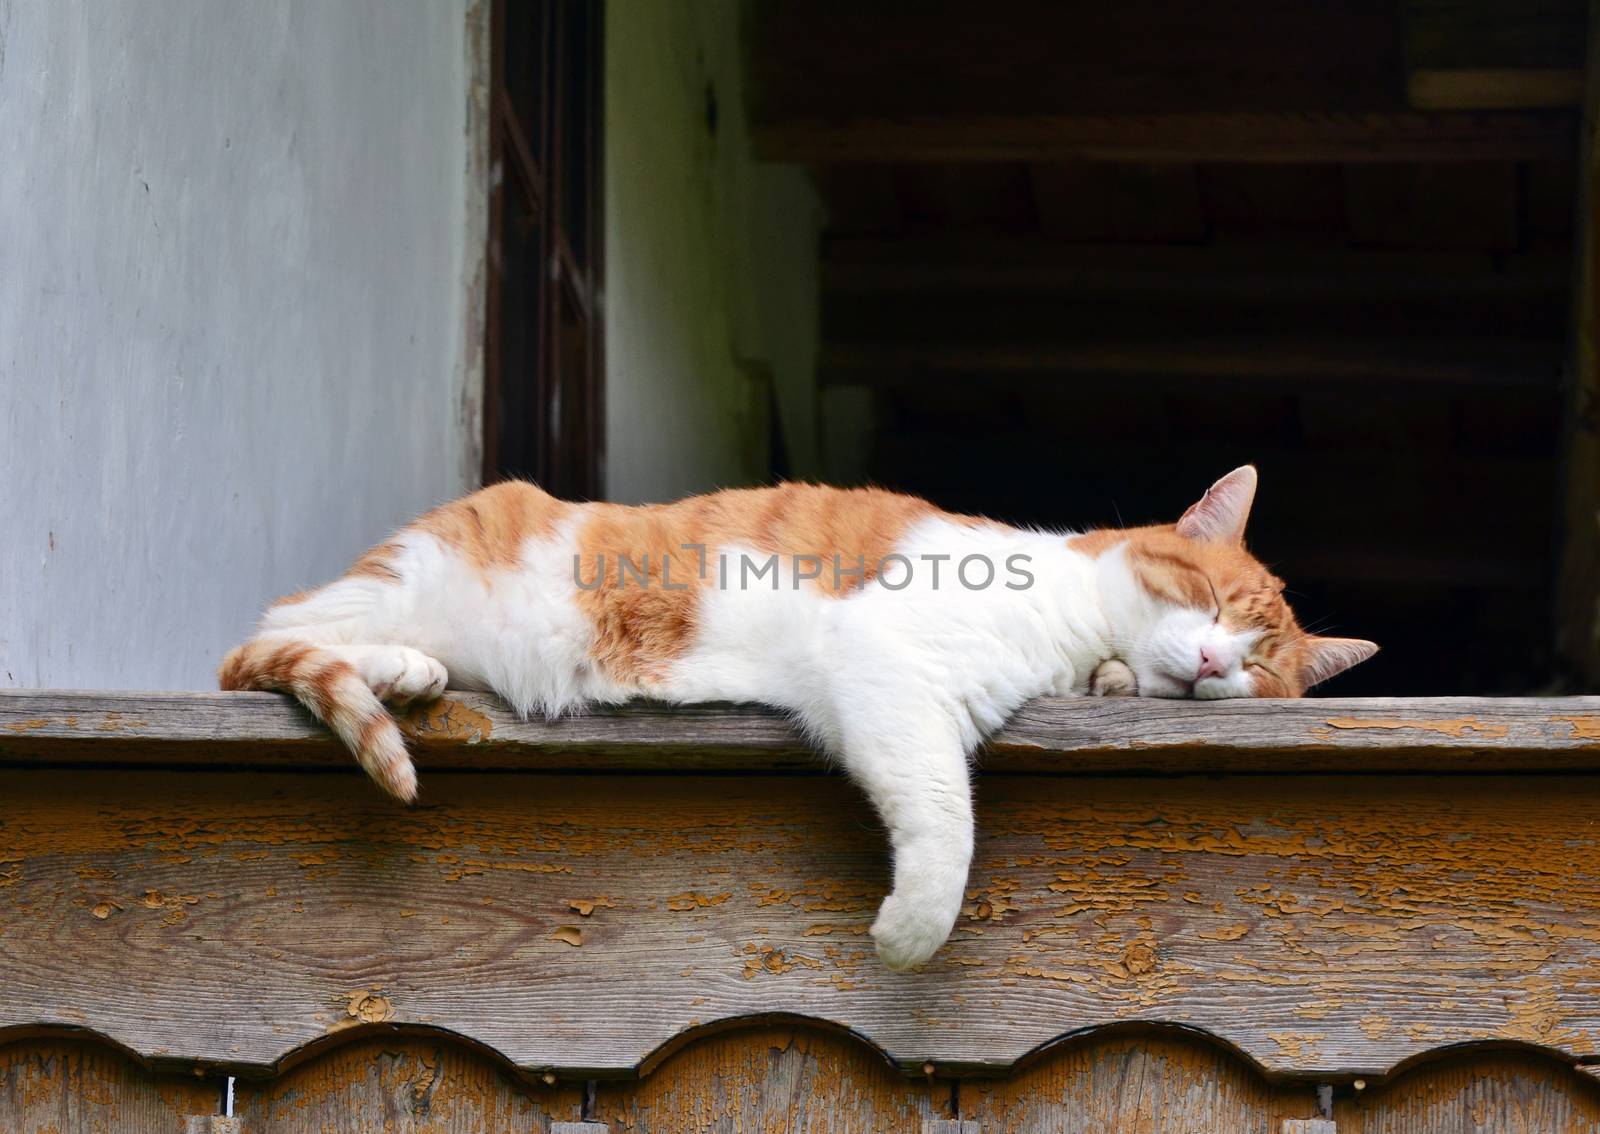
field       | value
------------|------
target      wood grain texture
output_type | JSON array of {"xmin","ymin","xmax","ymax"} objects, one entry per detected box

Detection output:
[
  {"xmin": 5, "ymin": 767, "xmax": 1600, "ymax": 1079},
  {"xmin": 186, "ymin": 1119, "xmax": 240, "ymax": 1134},
  {"xmin": 592, "ymin": 1026, "xmax": 949, "ymax": 1132},
  {"xmin": 963, "ymin": 1033, "xmax": 1320, "ymax": 1132},
  {"xmin": 5, "ymin": 691, "xmax": 1600, "ymax": 775},
  {"xmin": 1333, "ymin": 1051, "xmax": 1600, "ymax": 1132},
  {"xmin": 230, "ymin": 1036, "xmax": 584, "ymax": 1133},
  {"xmin": 0, "ymin": 1040, "xmax": 220, "ymax": 1134},
  {"xmin": 8, "ymin": 1033, "xmax": 1600, "ymax": 1133}
]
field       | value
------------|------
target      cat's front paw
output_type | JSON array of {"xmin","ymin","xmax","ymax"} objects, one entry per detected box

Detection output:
[
  {"xmin": 870, "ymin": 892, "xmax": 956, "ymax": 970},
  {"xmin": 1090, "ymin": 658, "xmax": 1138, "ymax": 698}
]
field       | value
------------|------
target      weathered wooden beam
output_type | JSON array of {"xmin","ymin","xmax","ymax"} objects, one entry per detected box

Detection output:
[
  {"xmin": 822, "ymin": 243, "xmax": 1567, "ymax": 352},
  {"xmin": 1405, "ymin": 0, "xmax": 1587, "ymax": 109},
  {"xmin": 5, "ymin": 765, "xmax": 1600, "ymax": 1079},
  {"xmin": 746, "ymin": 1, "xmax": 1410, "ymax": 124},
  {"xmin": 1409, "ymin": 70, "xmax": 1586, "ymax": 110},
  {"xmin": 10, "ymin": 1026, "xmax": 1597, "ymax": 1129},
  {"xmin": 0, "ymin": 1040, "xmax": 223, "ymax": 1132},
  {"xmin": 746, "ymin": 2, "xmax": 1579, "ymax": 161},
  {"xmin": 823, "ymin": 240, "xmax": 1570, "ymax": 300},
  {"xmin": 754, "ymin": 110, "xmax": 1577, "ymax": 164},
  {"xmin": 820, "ymin": 338, "xmax": 1563, "ymax": 391},
  {"xmin": 3, "ymin": 691, "xmax": 1600, "ymax": 775}
]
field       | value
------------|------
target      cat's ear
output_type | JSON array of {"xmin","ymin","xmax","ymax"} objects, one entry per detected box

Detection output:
[
  {"xmin": 1302, "ymin": 637, "xmax": 1379, "ymax": 688},
  {"xmin": 1176, "ymin": 465, "xmax": 1257, "ymax": 544}
]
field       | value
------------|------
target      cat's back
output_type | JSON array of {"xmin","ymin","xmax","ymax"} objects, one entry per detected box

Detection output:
[
  {"xmin": 319, "ymin": 480, "xmax": 962, "ymax": 599},
  {"xmin": 576, "ymin": 481, "xmax": 949, "ymax": 570}
]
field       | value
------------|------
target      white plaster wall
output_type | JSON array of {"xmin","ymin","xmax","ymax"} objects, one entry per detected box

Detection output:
[
  {"xmin": 604, "ymin": 0, "xmax": 824, "ymax": 504},
  {"xmin": 0, "ymin": 2, "xmax": 485, "ymax": 689}
]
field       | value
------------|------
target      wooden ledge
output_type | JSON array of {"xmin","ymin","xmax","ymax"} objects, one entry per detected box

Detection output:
[
  {"xmin": 6, "ymin": 691, "xmax": 1600, "ymax": 1081},
  {"xmin": 3, "ymin": 690, "xmax": 1599, "ymax": 775}
]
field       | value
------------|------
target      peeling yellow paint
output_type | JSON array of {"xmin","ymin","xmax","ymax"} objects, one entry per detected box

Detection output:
[
  {"xmin": 399, "ymin": 697, "xmax": 494, "ymax": 744},
  {"xmin": 1321, "ymin": 716, "xmax": 1509, "ymax": 739},
  {"xmin": 329, "ymin": 989, "xmax": 395, "ymax": 1031},
  {"xmin": 568, "ymin": 896, "xmax": 617, "ymax": 916},
  {"xmin": 1552, "ymin": 715, "xmax": 1600, "ymax": 741}
]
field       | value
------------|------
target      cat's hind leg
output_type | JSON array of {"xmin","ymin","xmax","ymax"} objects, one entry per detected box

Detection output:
[
  {"xmin": 319, "ymin": 644, "xmax": 449, "ymax": 704},
  {"xmin": 256, "ymin": 577, "xmax": 449, "ymax": 704}
]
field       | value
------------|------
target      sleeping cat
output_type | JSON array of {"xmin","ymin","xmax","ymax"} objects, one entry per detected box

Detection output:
[{"xmin": 220, "ymin": 465, "xmax": 1375, "ymax": 969}]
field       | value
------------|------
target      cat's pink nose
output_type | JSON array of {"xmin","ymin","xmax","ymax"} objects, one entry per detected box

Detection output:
[{"xmin": 1197, "ymin": 648, "xmax": 1225, "ymax": 681}]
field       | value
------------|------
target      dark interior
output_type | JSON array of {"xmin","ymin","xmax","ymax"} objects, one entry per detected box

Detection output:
[
  {"xmin": 748, "ymin": 3, "xmax": 1589, "ymax": 696},
  {"xmin": 818, "ymin": 162, "xmax": 1573, "ymax": 695}
]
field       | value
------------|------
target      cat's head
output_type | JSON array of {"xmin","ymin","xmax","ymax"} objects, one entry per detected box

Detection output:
[{"xmin": 1085, "ymin": 466, "xmax": 1377, "ymax": 699}]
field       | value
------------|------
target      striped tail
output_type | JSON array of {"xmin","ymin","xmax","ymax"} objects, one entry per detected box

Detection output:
[{"xmin": 218, "ymin": 639, "xmax": 417, "ymax": 802}]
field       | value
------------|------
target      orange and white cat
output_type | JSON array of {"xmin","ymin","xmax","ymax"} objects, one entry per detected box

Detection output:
[{"xmin": 221, "ymin": 466, "xmax": 1374, "ymax": 968}]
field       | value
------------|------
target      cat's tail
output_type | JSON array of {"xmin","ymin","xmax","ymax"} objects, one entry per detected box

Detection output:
[{"xmin": 217, "ymin": 638, "xmax": 417, "ymax": 803}]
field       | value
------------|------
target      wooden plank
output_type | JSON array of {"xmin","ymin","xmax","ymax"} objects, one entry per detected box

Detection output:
[
  {"xmin": 820, "ymin": 338, "xmax": 1564, "ymax": 390},
  {"xmin": 824, "ymin": 290, "xmax": 1565, "ymax": 361},
  {"xmin": 754, "ymin": 111, "xmax": 1577, "ymax": 164},
  {"xmin": 5, "ymin": 691, "xmax": 1600, "ymax": 775},
  {"xmin": 1332, "ymin": 1051, "xmax": 1600, "ymax": 1131},
  {"xmin": 5, "ymin": 768, "xmax": 1600, "ymax": 1079},
  {"xmin": 747, "ymin": 1, "xmax": 1410, "ymax": 123},
  {"xmin": 747, "ymin": 1, "xmax": 1579, "ymax": 162},
  {"xmin": 1405, "ymin": 0, "xmax": 1587, "ymax": 73},
  {"xmin": 1405, "ymin": 0, "xmax": 1587, "ymax": 110},
  {"xmin": 822, "ymin": 239, "xmax": 1569, "ymax": 299},
  {"xmin": 747, "ymin": 1, "xmax": 1580, "ymax": 159},
  {"xmin": 1409, "ymin": 69, "xmax": 1586, "ymax": 110},
  {"xmin": 963, "ymin": 1034, "xmax": 1323, "ymax": 1131},
  {"xmin": 231, "ymin": 1037, "xmax": 585, "ymax": 1131},
  {"xmin": 593, "ymin": 1026, "xmax": 949, "ymax": 1131},
  {"xmin": 0, "ymin": 1040, "xmax": 220, "ymax": 1134}
]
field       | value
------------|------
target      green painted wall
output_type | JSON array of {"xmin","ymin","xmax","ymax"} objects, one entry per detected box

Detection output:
[{"xmin": 604, "ymin": 0, "xmax": 824, "ymax": 503}]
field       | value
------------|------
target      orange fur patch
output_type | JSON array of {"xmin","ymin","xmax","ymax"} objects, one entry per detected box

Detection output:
[
  {"xmin": 412, "ymin": 480, "xmax": 575, "ymax": 572},
  {"xmin": 574, "ymin": 484, "xmax": 954, "ymax": 683}
]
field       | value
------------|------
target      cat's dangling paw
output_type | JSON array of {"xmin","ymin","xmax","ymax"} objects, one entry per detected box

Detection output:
[
  {"xmin": 1090, "ymin": 658, "xmax": 1138, "ymax": 698},
  {"xmin": 870, "ymin": 892, "xmax": 956, "ymax": 970},
  {"xmin": 357, "ymin": 646, "xmax": 449, "ymax": 704}
]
